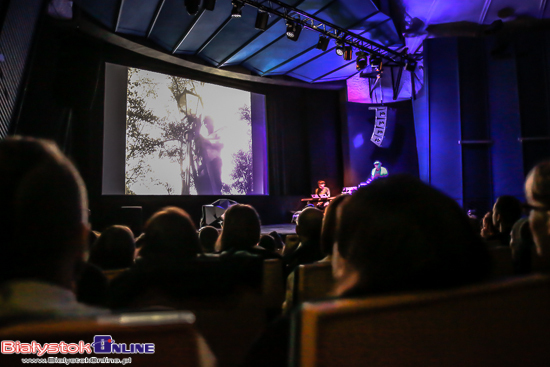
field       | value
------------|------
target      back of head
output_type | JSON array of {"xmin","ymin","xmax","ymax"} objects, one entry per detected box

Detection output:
[
  {"xmin": 89, "ymin": 225, "xmax": 135, "ymax": 270},
  {"xmin": 218, "ymin": 204, "xmax": 261, "ymax": 251},
  {"xmin": 320, "ymin": 194, "xmax": 349, "ymax": 256},
  {"xmin": 527, "ymin": 161, "xmax": 550, "ymax": 207},
  {"xmin": 198, "ymin": 226, "xmax": 219, "ymax": 253},
  {"xmin": 336, "ymin": 175, "xmax": 490, "ymax": 295},
  {"xmin": 0, "ymin": 136, "xmax": 88, "ymax": 283},
  {"xmin": 296, "ymin": 207, "xmax": 324, "ymax": 242},
  {"xmin": 258, "ymin": 234, "xmax": 276, "ymax": 252},
  {"xmin": 494, "ymin": 195, "xmax": 522, "ymax": 228},
  {"xmin": 140, "ymin": 207, "xmax": 202, "ymax": 260}
]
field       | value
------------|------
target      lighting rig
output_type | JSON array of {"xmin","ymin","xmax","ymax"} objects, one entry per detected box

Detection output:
[{"xmin": 231, "ymin": 0, "xmax": 414, "ymax": 68}]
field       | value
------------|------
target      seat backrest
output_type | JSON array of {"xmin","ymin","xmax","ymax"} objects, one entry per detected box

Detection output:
[
  {"xmin": 295, "ymin": 262, "xmax": 334, "ymax": 304},
  {"xmin": 488, "ymin": 246, "xmax": 514, "ymax": 278},
  {"xmin": 102, "ymin": 268, "xmax": 129, "ymax": 282},
  {"xmin": 263, "ymin": 259, "xmax": 285, "ymax": 309},
  {"xmin": 0, "ymin": 311, "xmax": 215, "ymax": 367},
  {"xmin": 294, "ymin": 274, "xmax": 550, "ymax": 367}
]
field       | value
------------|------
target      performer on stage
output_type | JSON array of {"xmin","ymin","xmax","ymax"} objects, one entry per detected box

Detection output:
[
  {"xmin": 371, "ymin": 161, "xmax": 388, "ymax": 181},
  {"xmin": 314, "ymin": 180, "xmax": 331, "ymax": 209}
]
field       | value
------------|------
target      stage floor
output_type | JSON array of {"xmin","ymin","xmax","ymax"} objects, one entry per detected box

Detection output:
[{"xmin": 261, "ymin": 223, "xmax": 296, "ymax": 236}]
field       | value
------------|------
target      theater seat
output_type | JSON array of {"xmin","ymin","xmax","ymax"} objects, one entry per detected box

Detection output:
[
  {"xmin": 102, "ymin": 268, "xmax": 129, "ymax": 282},
  {"xmin": 263, "ymin": 259, "xmax": 285, "ymax": 310},
  {"xmin": 293, "ymin": 274, "xmax": 550, "ymax": 367},
  {"xmin": 284, "ymin": 262, "xmax": 334, "ymax": 314},
  {"xmin": 0, "ymin": 311, "xmax": 215, "ymax": 367},
  {"xmin": 488, "ymin": 246, "xmax": 514, "ymax": 278}
]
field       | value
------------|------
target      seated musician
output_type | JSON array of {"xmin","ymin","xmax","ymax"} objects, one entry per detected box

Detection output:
[
  {"xmin": 371, "ymin": 161, "xmax": 388, "ymax": 181},
  {"xmin": 314, "ymin": 180, "xmax": 331, "ymax": 209}
]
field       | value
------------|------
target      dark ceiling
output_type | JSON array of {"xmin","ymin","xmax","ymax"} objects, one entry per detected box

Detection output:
[{"xmin": 76, "ymin": 0, "xmax": 404, "ymax": 84}]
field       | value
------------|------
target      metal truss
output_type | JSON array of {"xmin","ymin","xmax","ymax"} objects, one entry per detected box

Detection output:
[{"xmin": 237, "ymin": 0, "xmax": 412, "ymax": 66}]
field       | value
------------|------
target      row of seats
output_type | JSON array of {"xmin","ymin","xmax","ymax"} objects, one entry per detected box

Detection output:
[{"xmin": 4, "ymin": 272, "xmax": 548, "ymax": 367}]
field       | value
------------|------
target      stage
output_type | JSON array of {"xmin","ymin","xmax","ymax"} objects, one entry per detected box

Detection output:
[{"xmin": 260, "ymin": 223, "xmax": 296, "ymax": 236}]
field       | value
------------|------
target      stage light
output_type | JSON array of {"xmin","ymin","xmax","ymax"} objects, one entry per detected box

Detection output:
[
  {"xmin": 356, "ymin": 51, "xmax": 367, "ymax": 70},
  {"xmin": 343, "ymin": 45, "xmax": 353, "ymax": 61},
  {"xmin": 405, "ymin": 60, "xmax": 417, "ymax": 72},
  {"xmin": 255, "ymin": 10, "xmax": 269, "ymax": 31},
  {"xmin": 203, "ymin": 0, "xmax": 216, "ymax": 11},
  {"xmin": 315, "ymin": 35, "xmax": 329, "ymax": 51},
  {"xmin": 370, "ymin": 56, "xmax": 382, "ymax": 68},
  {"xmin": 184, "ymin": 0, "xmax": 200, "ymax": 15},
  {"xmin": 231, "ymin": 0, "xmax": 243, "ymax": 18},
  {"xmin": 335, "ymin": 40, "xmax": 344, "ymax": 56},
  {"xmin": 286, "ymin": 20, "xmax": 302, "ymax": 41}
]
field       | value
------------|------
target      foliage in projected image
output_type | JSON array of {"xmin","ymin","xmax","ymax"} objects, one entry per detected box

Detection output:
[{"xmin": 125, "ymin": 68, "xmax": 252, "ymax": 195}]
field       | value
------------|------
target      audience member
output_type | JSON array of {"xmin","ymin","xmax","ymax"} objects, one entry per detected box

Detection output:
[
  {"xmin": 76, "ymin": 263, "xmax": 108, "ymax": 307},
  {"xmin": 138, "ymin": 206, "xmax": 203, "ymax": 262},
  {"xmin": 198, "ymin": 226, "xmax": 219, "ymax": 254},
  {"xmin": 258, "ymin": 234, "xmax": 277, "ymax": 253},
  {"xmin": 319, "ymin": 194, "xmax": 349, "ymax": 262},
  {"xmin": 243, "ymin": 175, "xmax": 490, "ymax": 367},
  {"xmin": 88, "ymin": 225, "xmax": 135, "ymax": 270},
  {"xmin": 0, "ymin": 136, "xmax": 107, "ymax": 322},
  {"xmin": 524, "ymin": 161, "xmax": 550, "ymax": 261},
  {"xmin": 283, "ymin": 207, "xmax": 324, "ymax": 273},
  {"xmin": 510, "ymin": 217, "xmax": 535, "ymax": 274},
  {"xmin": 334, "ymin": 175, "xmax": 491, "ymax": 296},
  {"xmin": 480, "ymin": 211, "xmax": 496, "ymax": 238},
  {"xmin": 489, "ymin": 195, "xmax": 522, "ymax": 247},
  {"xmin": 216, "ymin": 204, "xmax": 280, "ymax": 259}
]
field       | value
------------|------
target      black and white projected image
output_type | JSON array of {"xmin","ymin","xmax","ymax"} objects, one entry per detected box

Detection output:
[{"xmin": 125, "ymin": 68, "xmax": 253, "ymax": 195}]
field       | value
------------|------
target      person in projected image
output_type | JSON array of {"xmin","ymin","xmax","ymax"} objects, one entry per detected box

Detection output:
[{"xmin": 197, "ymin": 116, "xmax": 224, "ymax": 195}]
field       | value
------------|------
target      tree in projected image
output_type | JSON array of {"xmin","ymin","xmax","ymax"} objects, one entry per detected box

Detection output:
[
  {"xmin": 230, "ymin": 105, "xmax": 253, "ymax": 194},
  {"xmin": 156, "ymin": 76, "xmax": 208, "ymax": 195},
  {"xmin": 125, "ymin": 68, "xmax": 163, "ymax": 194},
  {"xmin": 126, "ymin": 68, "xmax": 253, "ymax": 195}
]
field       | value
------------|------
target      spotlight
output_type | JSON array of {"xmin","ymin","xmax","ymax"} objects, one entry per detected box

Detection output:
[
  {"xmin": 316, "ymin": 35, "xmax": 329, "ymax": 51},
  {"xmin": 356, "ymin": 51, "xmax": 367, "ymax": 70},
  {"xmin": 231, "ymin": 0, "xmax": 243, "ymax": 18},
  {"xmin": 286, "ymin": 20, "xmax": 302, "ymax": 41},
  {"xmin": 335, "ymin": 40, "xmax": 344, "ymax": 56},
  {"xmin": 255, "ymin": 10, "xmax": 269, "ymax": 31},
  {"xmin": 405, "ymin": 60, "xmax": 417, "ymax": 72},
  {"xmin": 343, "ymin": 45, "xmax": 353, "ymax": 61},
  {"xmin": 184, "ymin": 0, "xmax": 200, "ymax": 15},
  {"xmin": 370, "ymin": 56, "xmax": 382, "ymax": 68},
  {"xmin": 203, "ymin": 0, "xmax": 216, "ymax": 11}
]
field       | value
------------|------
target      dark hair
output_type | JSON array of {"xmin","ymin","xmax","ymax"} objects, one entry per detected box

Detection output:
[
  {"xmin": 218, "ymin": 204, "xmax": 261, "ymax": 251},
  {"xmin": 494, "ymin": 195, "xmax": 522, "ymax": 227},
  {"xmin": 89, "ymin": 225, "xmax": 135, "ymax": 270},
  {"xmin": 258, "ymin": 234, "xmax": 276, "ymax": 252},
  {"xmin": 198, "ymin": 226, "xmax": 219, "ymax": 253},
  {"xmin": 337, "ymin": 175, "xmax": 490, "ymax": 294},
  {"xmin": 140, "ymin": 207, "xmax": 202, "ymax": 260},
  {"xmin": 297, "ymin": 207, "xmax": 324, "ymax": 242},
  {"xmin": 0, "ymin": 136, "xmax": 87, "ymax": 280},
  {"xmin": 320, "ymin": 194, "xmax": 349, "ymax": 256}
]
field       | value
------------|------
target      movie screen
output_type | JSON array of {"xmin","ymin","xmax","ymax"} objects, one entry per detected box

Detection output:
[{"xmin": 102, "ymin": 64, "xmax": 268, "ymax": 196}]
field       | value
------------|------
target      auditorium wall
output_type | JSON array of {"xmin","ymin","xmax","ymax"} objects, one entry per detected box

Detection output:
[{"xmin": 414, "ymin": 34, "xmax": 550, "ymax": 214}]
